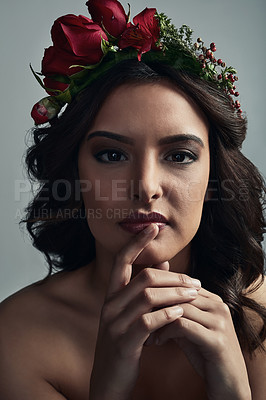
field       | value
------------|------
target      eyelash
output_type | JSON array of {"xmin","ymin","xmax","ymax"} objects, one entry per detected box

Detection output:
[
  {"xmin": 94, "ymin": 149, "xmax": 198, "ymax": 164},
  {"xmin": 94, "ymin": 149, "xmax": 128, "ymax": 163}
]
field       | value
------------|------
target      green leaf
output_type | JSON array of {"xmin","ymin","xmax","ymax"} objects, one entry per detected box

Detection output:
[
  {"xmin": 69, "ymin": 61, "xmax": 102, "ymax": 71},
  {"xmin": 53, "ymin": 89, "xmax": 72, "ymax": 104},
  {"xmin": 30, "ymin": 64, "xmax": 45, "ymax": 89}
]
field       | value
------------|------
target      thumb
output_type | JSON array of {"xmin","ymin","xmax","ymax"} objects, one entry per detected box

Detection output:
[{"xmin": 152, "ymin": 261, "xmax": 170, "ymax": 271}]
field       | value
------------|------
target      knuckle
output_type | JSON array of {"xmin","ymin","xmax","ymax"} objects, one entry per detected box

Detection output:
[
  {"xmin": 218, "ymin": 301, "xmax": 230, "ymax": 315},
  {"xmin": 142, "ymin": 287, "xmax": 154, "ymax": 306},
  {"xmin": 101, "ymin": 296, "xmax": 121, "ymax": 322},
  {"xmin": 139, "ymin": 314, "xmax": 152, "ymax": 333},
  {"xmin": 162, "ymin": 308, "xmax": 174, "ymax": 321},
  {"xmin": 213, "ymin": 293, "xmax": 224, "ymax": 303},
  {"xmin": 222, "ymin": 302, "xmax": 230, "ymax": 314},
  {"xmin": 177, "ymin": 273, "xmax": 190, "ymax": 285},
  {"xmin": 174, "ymin": 287, "xmax": 183, "ymax": 296},
  {"xmin": 179, "ymin": 318, "xmax": 190, "ymax": 330},
  {"xmin": 140, "ymin": 267, "xmax": 156, "ymax": 286}
]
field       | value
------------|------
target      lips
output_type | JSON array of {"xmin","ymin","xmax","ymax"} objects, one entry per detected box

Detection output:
[{"xmin": 119, "ymin": 212, "xmax": 168, "ymax": 234}]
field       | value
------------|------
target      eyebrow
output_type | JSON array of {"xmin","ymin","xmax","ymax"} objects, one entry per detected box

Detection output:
[
  {"xmin": 87, "ymin": 130, "xmax": 204, "ymax": 148},
  {"xmin": 87, "ymin": 131, "xmax": 134, "ymax": 145}
]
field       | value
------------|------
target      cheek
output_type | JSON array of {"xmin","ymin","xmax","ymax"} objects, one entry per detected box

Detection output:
[
  {"xmin": 181, "ymin": 161, "xmax": 210, "ymax": 206},
  {"xmin": 168, "ymin": 173, "xmax": 209, "ymax": 235},
  {"xmin": 185, "ymin": 180, "xmax": 208, "ymax": 202},
  {"xmin": 169, "ymin": 174, "xmax": 209, "ymax": 206},
  {"xmin": 79, "ymin": 172, "xmax": 114, "ymax": 208}
]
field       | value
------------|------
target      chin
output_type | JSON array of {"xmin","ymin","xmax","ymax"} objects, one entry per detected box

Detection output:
[
  {"xmin": 133, "ymin": 237, "xmax": 192, "ymax": 269},
  {"xmin": 133, "ymin": 242, "xmax": 177, "ymax": 266}
]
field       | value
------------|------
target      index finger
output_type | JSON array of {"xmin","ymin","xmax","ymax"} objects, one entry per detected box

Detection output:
[{"xmin": 107, "ymin": 223, "xmax": 159, "ymax": 298}]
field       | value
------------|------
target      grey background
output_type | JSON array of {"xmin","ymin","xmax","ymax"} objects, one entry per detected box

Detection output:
[{"xmin": 1, "ymin": 0, "xmax": 265, "ymax": 301}]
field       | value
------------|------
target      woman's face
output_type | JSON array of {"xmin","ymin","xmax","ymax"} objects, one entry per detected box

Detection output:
[{"xmin": 78, "ymin": 82, "xmax": 210, "ymax": 267}]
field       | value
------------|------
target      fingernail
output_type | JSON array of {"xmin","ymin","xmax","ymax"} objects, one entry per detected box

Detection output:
[
  {"xmin": 186, "ymin": 288, "xmax": 198, "ymax": 297},
  {"xmin": 191, "ymin": 279, "xmax": 201, "ymax": 289},
  {"xmin": 168, "ymin": 305, "xmax": 183, "ymax": 317}
]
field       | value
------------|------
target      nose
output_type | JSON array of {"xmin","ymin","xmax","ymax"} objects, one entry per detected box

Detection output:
[{"xmin": 130, "ymin": 154, "xmax": 163, "ymax": 204}]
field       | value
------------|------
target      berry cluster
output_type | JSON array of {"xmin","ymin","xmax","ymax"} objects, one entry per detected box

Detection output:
[{"xmin": 194, "ymin": 38, "xmax": 242, "ymax": 115}]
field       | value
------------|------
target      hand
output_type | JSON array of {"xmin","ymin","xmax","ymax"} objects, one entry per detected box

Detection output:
[
  {"xmin": 89, "ymin": 224, "xmax": 201, "ymax": 400},
  {"xmin": 148, "ymin": 288, "xmax": 252, "ymax": 400}
]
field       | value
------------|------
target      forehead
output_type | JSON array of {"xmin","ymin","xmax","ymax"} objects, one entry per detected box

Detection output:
[{"xmin": 90, "ymin": 82, "xmax": 209, "ymax": 140}]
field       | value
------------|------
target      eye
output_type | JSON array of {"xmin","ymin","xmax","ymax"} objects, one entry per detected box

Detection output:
[
  {"xmin": 165, "ymin": 151, "xmax": 197, "ymax": 164},
  {"xmin": 95, "ymin": 149, "xmax": 128, "ymax": 163}
]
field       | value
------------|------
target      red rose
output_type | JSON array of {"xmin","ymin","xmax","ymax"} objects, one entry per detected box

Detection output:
[
  {"xmin": 118, "ymin": 8, "xmax": 160, "ymax": 60},
  {"xmin": 42, "ymin": 46, "xmax": 98, "ymax": 76},
  {"xmin": 42, "ymin": 14, "xmax": 108, "ymax": 76},
  {"xmin": 31, "ymin": 98, "xmax": 60, "ymax": 125},
  {"xmin": 31, "ymin": 102, "xmax": 49, "ymax": 125},
  {"xmin": 119, "ymin": 25, "xmax": 153, "ymax": 61},
  {"xmin": 133, "ymin": 8, "xmax": 160, "ymax": 50},
  {"xmin": 86, "ymin": 0, "xmax": 128, "ymax": 38}
]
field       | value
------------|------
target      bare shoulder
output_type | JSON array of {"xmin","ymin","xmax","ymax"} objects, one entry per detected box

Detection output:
[
  {"xmin": 244, "ymin": 275, "xmax": 266, "ymax": 328},
  {"xmin": 245, "ymin": 274, "xmax": 266, "ymax": 304},
  {"xmin": 240, "ymin": 275, "xmax": 266, "ymax": 344},
  {"xmin": 0, "ymin": 265, "xmax": 98, "ymax": 400},
  {"xmin": 242, "ymin": 275, "xmax": 266, "ymax": 399}
]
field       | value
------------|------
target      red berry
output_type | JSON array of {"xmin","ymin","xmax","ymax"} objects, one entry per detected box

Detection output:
[
  {"xmin": 198, "ymin": 54, "xmax": 205, "ymax": 60},
  {"xmin": 210, "ymin": 42, "xmax": 216, "ymax": 51},
  {"xmin": 235, "ymin": 92, "xmax": 239, "ymax": 97},
  {"xmin": 218, "ymin": 74, "xmax": 222, "ymax": 80},
  {"xmin": 206, "ymin": 49, "xmax": 212, "ymax": 58},
  {"xmin": 233, "ymin": 85, "xmax": 236, "ymax": 90},
  {"xmin": 217, "ymin": 59, "xmax": 223, "ymax": 65},
  {"xmin": 201, "ymin": 63, "xmax": 206, "ymax": 69},
  {"xmin": 213, "ymin": 58, "xmax": 217, "ymax": 63},
  {"xmin": 230, "ymin": 89, "xmax": 235, "ymax": 95},
  {"xmin": 221, "ymin": 62, "xmax": 226, "ymax": 68}
]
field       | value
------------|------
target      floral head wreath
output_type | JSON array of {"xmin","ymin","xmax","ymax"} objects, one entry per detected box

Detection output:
[{"xmin": 31, "ymin": 0, "xmax": 242, "ymax": 125}]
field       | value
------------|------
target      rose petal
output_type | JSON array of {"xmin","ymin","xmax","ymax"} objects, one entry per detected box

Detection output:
[
  {"xmin": 86, "ymin": 0, "xmax": 127, "ymax": 37},
  {"xmin": 133, "ymin": 8, "xmax": 160, "ymax": 44}
]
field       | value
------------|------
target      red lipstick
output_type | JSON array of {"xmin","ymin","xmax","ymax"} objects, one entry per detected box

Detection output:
[{"xmin": 119, "ymin": 212, "xmax": 168, "ymax": 234}]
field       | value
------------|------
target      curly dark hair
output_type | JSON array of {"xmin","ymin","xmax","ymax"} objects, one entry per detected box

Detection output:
[{"xmin": 24, "ymin": 59, "xmax": 266, "ymax": 354}]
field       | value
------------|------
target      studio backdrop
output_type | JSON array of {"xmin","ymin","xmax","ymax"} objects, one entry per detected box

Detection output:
[{"xmin": 0, "ymin": 0, "xmax": 265, "ymax": 301}]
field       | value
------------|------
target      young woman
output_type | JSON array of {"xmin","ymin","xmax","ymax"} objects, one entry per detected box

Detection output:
[{"xmin": 0, "ymin": 1, "xmax": 265, "ymax": 399}]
